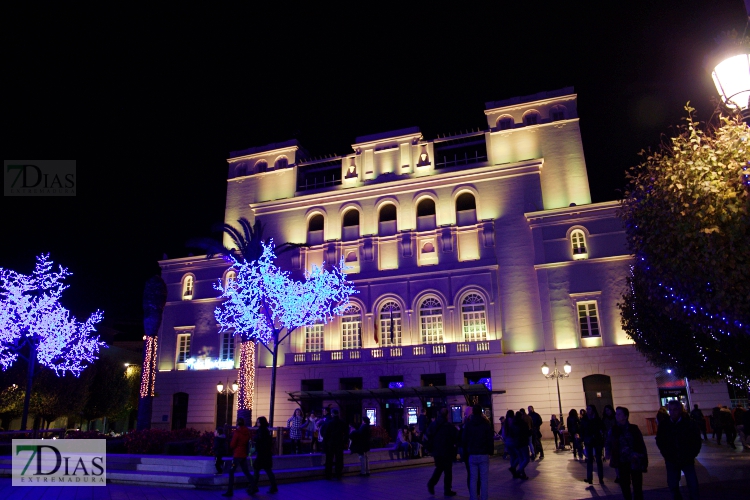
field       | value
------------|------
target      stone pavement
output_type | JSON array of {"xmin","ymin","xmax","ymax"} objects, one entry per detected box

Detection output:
[{"xmin": 1, "ymin": 438, "xmax": 747, "ymax": 499}]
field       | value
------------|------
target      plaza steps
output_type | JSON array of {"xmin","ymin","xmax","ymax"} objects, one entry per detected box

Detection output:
[{"xmin": 0, "ymin": 448, "xmax": 435, "ymax": 489}]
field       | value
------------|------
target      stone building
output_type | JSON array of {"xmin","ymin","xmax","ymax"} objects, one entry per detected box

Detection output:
[{"xmin": 151, "ymin": 88, "xmax": 729, "ymax": 437}]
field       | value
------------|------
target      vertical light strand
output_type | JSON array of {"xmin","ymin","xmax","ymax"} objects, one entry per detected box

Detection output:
[
  {"xmin": 139, "ymin": 335, "xmax": 158, "ymax": 397},
  {"xmin": 237, "ymin": 340, "xmax": 255, "ymax": 422}
]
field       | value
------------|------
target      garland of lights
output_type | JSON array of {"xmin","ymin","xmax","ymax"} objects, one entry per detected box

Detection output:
[
  {"xmin": 0, "ymin": 254, "xmax": 105, "ymax": 376},
  {"xmin": 237, "ymin": 341, "xmax": 255, "ymax": 414},
  {"xmin": 139, "ymin": 335, "xmax": 158, "ymax": 398}
]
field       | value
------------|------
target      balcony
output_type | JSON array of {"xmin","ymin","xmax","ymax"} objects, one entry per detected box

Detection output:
[{"xmin": 284, "ymin": 339, "xmax": 501, "ymax": 365}]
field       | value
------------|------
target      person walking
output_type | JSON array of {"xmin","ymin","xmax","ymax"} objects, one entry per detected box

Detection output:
[
  {"xmin": 321, "ymin": 408, "xmax": 347, "ymax": 480},
  {"xmin": 502, "ymin": 410, "xmax": 520, "ymax": 477},
  {"xmin": 247, "ymin": 416, "xmax": 278, "ymax": 495},
  {"xmin": 517, "ymin": 408, "xmax": 534, "ymax": 460},
  {"xmin": 528, "ymin": 405, "xmax": 544, "ymax": 459},
  {"xmin": 689, "ymin": 404, "xmax": 708, "ymax": 441},
  {"xmin": 567, "ymin": 409, "xmax": 583, "ymax": 460},
  {"xmin": 602, "ymin": 405, "xmax": 619, "ymax": 483},
  {"xmin": 462, "ymin": 405, "xmax": 494, "ymax": 500},
  {"xmin": 656, "ymin": 400, "xmax": 701, "ymax": 500},
  {"xmin": 350, "ymin": 416, "xmax": 372, "ymax": 476},
  {"xmin": 580, "ymin": 404, "xmax": 605, "ymax": 485},
  {"xmin": 213, "ymin": 426, "xmax": 228, "ymax": 474},
  {"xmin": 717, "ymin": 406, "xmax": 737, "ymax": 448},
  {"xmin": 605, "ymin": 407, "xmax": 648, "ymax": 500},
  {"xmin": 286, "ymin": 408, "xmax": 306, "ymax": 454},
  {"xmin": 550, "ymin": 414, "xmax": 560, "ymax": 450},
  {"xmin": 222, "ymin": 417, "xmax": 254, "ymax": 497},
  {"xmin": 511, "ymin": 409, "xmax": 531, "ymax": 479},
  {"xmin": 426, "ymin": 407, "xmax": 458, "ymax": 496}
]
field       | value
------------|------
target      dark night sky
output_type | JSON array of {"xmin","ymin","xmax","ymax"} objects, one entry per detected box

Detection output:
[{"xmin": 3, "ymin": 1, "xmax": 747, "ymax": 338}]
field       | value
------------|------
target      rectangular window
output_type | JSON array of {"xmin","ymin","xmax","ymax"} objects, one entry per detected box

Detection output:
[
  {"xmin": 176, "ymin": 333, "xmax": 191, "ymax": 364},
  {"xmin": 220, "ymin": 331, "xmax": 235, "ymax": 361},
  {"xmin": 578, "ymin": 301, "xmax": 600, "ymax": 337},
  {"xmin": 305, "ymin": 323, "xmax": 325, "ymax": 352}
]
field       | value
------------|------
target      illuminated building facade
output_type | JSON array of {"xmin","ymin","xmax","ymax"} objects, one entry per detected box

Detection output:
[{"xmin": 151, "ymin": 88, "xmax": 730, "ymax": 434}]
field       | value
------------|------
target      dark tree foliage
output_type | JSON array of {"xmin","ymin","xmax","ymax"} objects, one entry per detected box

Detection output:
[{"xmin": 619, "ymin": 107, "xmax": 750, "ymax": 387}]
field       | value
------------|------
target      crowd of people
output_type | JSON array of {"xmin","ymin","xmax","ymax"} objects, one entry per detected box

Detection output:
[{"xmin": 211, "ymin": 399, "xmax": 747, "ymax": 499}]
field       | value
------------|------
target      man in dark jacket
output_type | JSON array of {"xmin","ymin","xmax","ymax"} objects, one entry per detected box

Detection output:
[
  {"xmin": 689, "ymin": 404, "xmax": 708, "ymax": 441},
  {"xmin": 528, "ymin": 405, "xmax": 544, "ymax": 459},
  {"xmin": 462, "ymin": 405, "xmax": 494, "ymax": 500},
  {"xmin": 656, "ymin": 400, "xmax": 701, "ymax": 500},
  {"xmin": 426, "ymin": 407, "xmax": 458, "ymax": 497},
  {"xmin": 321, "ymin": 408, "xmax": 348, "ymax": 480}
]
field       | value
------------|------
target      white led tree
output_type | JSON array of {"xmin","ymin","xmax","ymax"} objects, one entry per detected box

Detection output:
[
  {"xmin": 215, "ymin": 240, "xmax": 356, "ymax": 426},
  {"xmin": 0, "ymin": 254, "xmax": 105, "ymax": 430}
]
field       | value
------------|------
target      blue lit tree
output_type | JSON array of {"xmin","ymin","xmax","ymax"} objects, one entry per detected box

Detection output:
[
  {"xmin": 0, "ymin": 254, "xmax": 105, "ymax": 430},
  {"xmin": 215, "ymin": 241, "xmax": 356, "ymax": 425}
]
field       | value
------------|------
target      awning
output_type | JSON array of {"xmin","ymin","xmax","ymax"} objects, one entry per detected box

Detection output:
[{"xmin": 288, "ymin": 384, "xmax": 505, "ymax": 407}]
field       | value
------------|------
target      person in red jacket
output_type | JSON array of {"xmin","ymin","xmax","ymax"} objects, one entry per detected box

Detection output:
[{"xmin": 223, "ymin": 417, "xmax": 254, "ymax": 497}]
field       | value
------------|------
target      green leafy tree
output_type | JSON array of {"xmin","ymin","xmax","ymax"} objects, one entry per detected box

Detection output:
[
  {"xmin": 82, "ymin": 355, "xmax": 131, "ymax": 429},
  {"xmin": 619, "ymin": 106, "xmax": 750, "ymax": 386},
  {"xmin": 29, "ymin": 368, "xmax": 91, "ymax": 429}
]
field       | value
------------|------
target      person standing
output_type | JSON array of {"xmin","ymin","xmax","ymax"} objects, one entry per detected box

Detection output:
[
  {"xmin": 214, "ymin": 426, "xmax": 228, "ymax": 474},
  {"xmin": 426, "ymin": 407, "xmax": 458, "ymax": 496},
  {"xmin": 656, "ymin": 400, "xmax": 701, "ymax": 500},
  {"xmin": 511, "ymin": 409, "xmax": 531, "ymax": 479},
  {"xmin": 581, "ymin": 405, "xmax": 605, "ymax": 485},
  {"xmin": 222, "ymin": 417, "xmax": 254, "ymax": 497},
  {"xmin": 549, "ymin": 414, "xmax": 560, "ymax": 450},
  {"xmin": 528, "ymin": 406, "xmax": 544, "ymax": 459},
  {"xmin": 462, "ymin": 405, "xmax": 494, "ymax": 500},
  {"xmin": 308, "ymin": 411, "xmax": 320, "ymax": 453},
  {"xmin": 418, "ymin": 408, "xmax": 430, "ymax": 455},
  {"xmin": 567, "ymin": 409, "xmax": 583, "ymax": 460},
  {"xmin": 350, "ymin": 416, "xmax": 372, "ymax": 476},
  {"xmin": 605, "ymin": 407, "xmax": 648, "ymax": 500},
  {"xmin": 286, "ymin": 408, "xmax": 306, "ymax": 454},
  {"xmin": 321, "ymin": 408, "xmax": 347, "ymax": 480},
  {"xmin": 517, "ymin": 408, "xmax": 534, "ymax": 459},
  {"xmin": 690, "ymin": 404, "xmax": 708, "ymax": 441},
  {"xmin": 247, "ymin": 416, "xmax": 278, "ymax": 495},
  {"xmin": 502, "ymin": 410, "xmax": 519, "ymax": 478},
  {"xmin": 717, "ymin": 406, "xmax": 737, "ymax": 448}
]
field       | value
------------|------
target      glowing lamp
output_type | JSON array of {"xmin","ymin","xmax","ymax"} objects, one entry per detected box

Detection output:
[
  {"xmin": 563, "ymin": 361, "xmax": 572, "ymax": 374},
  {"xmin": 711, "ymin": 53, "xmax": 750, "ymax": 111},
  {"xmin": 541, "ymin": 362, "xmax": 550, "ymax": 376},
  {"xmin": 232, "ymin": 380, "xmax": 239, "ymax": 392},
  {"xmin": 217, "ymin": 381, "xmax": 224, "ymax": 393}
]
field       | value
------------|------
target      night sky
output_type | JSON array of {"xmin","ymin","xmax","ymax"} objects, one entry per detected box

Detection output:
[{"xmin": 3, "ymin": 2, "xmax": 747, "ymax": 338}]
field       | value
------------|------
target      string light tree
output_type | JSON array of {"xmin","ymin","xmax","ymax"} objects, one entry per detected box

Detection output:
[
  {"xmin": 214, "ymin": 240, "xmax": 356, "ymax": 426},
  {"xmin": 0, "ymin": 254, "xmax": 105, "ymax": 431}
]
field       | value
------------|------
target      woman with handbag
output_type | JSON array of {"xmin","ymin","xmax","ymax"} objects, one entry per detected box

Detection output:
[{"xmin": 605, "ymin": 407, "xmax": 648, "ymax": 500}]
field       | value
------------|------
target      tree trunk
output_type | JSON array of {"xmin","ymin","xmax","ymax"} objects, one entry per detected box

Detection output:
[
  {"xmin": 269, "ymin": 338, "xmax": 279, "ymax": 427},
  {"xmin": 20, "ymin": 345, "xmax": 36, "ymax": 431}
]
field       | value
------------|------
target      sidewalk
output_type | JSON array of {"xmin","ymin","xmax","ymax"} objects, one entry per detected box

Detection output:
[{"xmin": 1, "ymin": 438, "xmax": 747, "ymax": 499}]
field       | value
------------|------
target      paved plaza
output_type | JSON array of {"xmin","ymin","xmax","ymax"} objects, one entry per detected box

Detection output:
[{"xmin": 1, "ymin": 439, "xmax": 747, "ymax": 500}]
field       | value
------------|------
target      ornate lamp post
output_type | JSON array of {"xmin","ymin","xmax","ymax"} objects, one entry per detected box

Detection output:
[
  {"xmin": 217, "ymin": 379, "xmax": 239, "ymax": 427},
  {"xmin": 707, "ymin": 11, "xmax": 749, "ymax": 121},
  {"xmin": 541, "ymin": 358, "xmax": 572, "ymax": 422}
]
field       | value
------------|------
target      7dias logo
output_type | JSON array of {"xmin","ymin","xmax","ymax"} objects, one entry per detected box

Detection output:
[
  {"xmin": 12, "ymin": 439, "xmax": 106, "ymax": 486},
  {"xmin": 4, "ymin": 160, "xmax": 76, "ymax": 196}
]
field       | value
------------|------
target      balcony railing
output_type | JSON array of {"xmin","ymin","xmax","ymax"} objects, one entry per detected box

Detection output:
[{"xmin": 285, "ymin": 339, "xmax": 501, "ymax": 365}]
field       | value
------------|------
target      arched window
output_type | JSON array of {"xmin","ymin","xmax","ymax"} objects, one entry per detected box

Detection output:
[
  {"xmin": 378, "ymin": 301, "xmax": 402, "ymax": 347},
  {"xmin": 571, "ymin": 229, "xmax": 588, "ymax": 260},
  {"xmin": 379, "ymin": 203, "xmax": 397, "ymax": 222},
  {"xmin": 419, "ymin": 297, "xmax": 443, "ymax": 344},
  {"xmin": 274, "ymin": 156, "xmax": 288, "ymax": 169},
  {"xmin": 342, "ymin": 209, "xmax": 359, "ymax": 227},
  {"xmin": 461, "ymin": 293, "xmax": 488, "ymax": 341},
  {"xmin": 305, "ymin": 321, "xmax": 324, "ymax": 352},
  {"xmin": 235, "ymin": 164, "xmax": 247, "ymax": 178},
  {"xmin": 550, "ymin": 105, "xmax": 567, "ymax": 121},
  {"xmin": 255, "ymin": 160, "xmax": 268, "ymax": 173},
  {"xmin": 182, "ymin": 275, "xmax": 194, "ymax": 300},
  {"xmin": 224, "ymin": 270, "xmax": 236, "ymax": 289},
  {"xmin": 342, "ymin": 209, "xmax": 359, "ymax": 241},
  {"xmin": 496, "ymin": 115, "xmax": 514, "ymax": 130},
  {"xmin": 417, "ymin": 198, "xmax": 436, "ymax": 217},
  {"xmin": 341, "ymin": 304, "xmax": 362, "ymax": 350},
  {"xmin": 456, "ymin": 192, "xmax": 476, "ymax": 212},
  {"xmin": 308, "ymin": 214, "xmax": 325, "ymax": 245},
  {"xmin": 523, "ymin": 110, "xmax": 541, "ymax": 126}
]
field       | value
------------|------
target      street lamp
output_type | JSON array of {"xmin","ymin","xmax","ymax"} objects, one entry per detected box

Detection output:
[
  {"xmin": 541, "ymin": 358, "xmax": 571, "ymax": 423},
  {"xmin": 217, "ymin": 379, "xmax": 239, "ymax": 427},
  {"xmin": 706, "ymin": 12, "xmax": 750, "ymax": 119}
]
